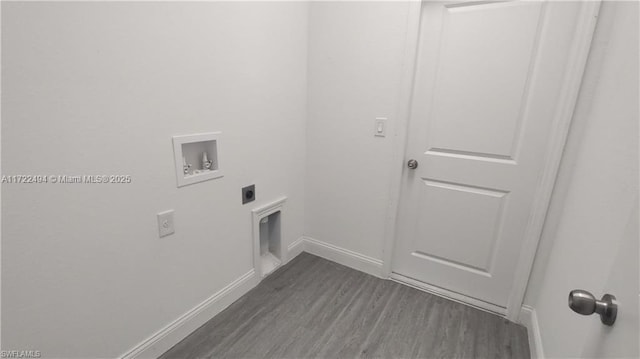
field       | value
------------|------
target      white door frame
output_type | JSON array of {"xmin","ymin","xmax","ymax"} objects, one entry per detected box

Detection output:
[{"xmin": 381, "ymin": 0, "xmax": 602, "ymax": 321}]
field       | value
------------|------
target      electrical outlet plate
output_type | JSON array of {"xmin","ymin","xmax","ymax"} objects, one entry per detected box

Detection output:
[
  {"xmin": 157, "ymin": 210, "xmax": 175, "ymax": 237},
  {"xmin": 242, "ymin": 185, "xmax": 256, "ymax": 204}
]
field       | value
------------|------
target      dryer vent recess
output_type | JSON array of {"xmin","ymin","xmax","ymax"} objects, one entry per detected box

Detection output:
[{"xmin": 242, "ymin": 185, "xmax": 255, "ymax": 204}]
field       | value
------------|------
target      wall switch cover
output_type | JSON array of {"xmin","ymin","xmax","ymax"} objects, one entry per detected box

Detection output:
[
  {"xmin": 157, "ymin": 210, "xmax": 175, "ymax": 237},
  {"xmin": 374, "ymin": 117, "xmax": 387, "ymax": 137}
]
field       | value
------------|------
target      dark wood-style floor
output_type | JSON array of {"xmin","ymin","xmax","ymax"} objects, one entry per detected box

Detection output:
[{"xmin": 160, "ymin": 253, "xmax": 529, "ymax": 359}]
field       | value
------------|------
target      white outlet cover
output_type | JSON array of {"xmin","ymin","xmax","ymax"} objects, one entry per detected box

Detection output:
[{"xmin": 157, "ymin": 210, "xmax": 175, "ymax": 237}]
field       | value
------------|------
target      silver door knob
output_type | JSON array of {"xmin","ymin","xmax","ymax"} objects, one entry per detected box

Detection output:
[
  {"xmin": 568, "ymin": 290, "xmax": 617, "ymax": 326},
  {"xmin": 407, "ymin": 159, "xmax": 418, "ymax": 169}
]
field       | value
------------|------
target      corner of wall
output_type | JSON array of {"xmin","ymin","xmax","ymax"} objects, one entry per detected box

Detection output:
[
  {"xmin": 286, "ymin": 237, "xmax": 306, "ymax": 263},
  {"xmin": 299, "ymin": 236, "xmax": 385, "ymax": 279}
]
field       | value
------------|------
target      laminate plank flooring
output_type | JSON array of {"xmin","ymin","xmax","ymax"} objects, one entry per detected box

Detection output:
[{"xmin": 160, "ymin": 253, "xmax": 529, "ymax": 359}]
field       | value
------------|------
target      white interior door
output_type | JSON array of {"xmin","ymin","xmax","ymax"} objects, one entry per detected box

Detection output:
[{"xmin": 392, "ymin": 1, "xmax": 597, "ymax": 311}]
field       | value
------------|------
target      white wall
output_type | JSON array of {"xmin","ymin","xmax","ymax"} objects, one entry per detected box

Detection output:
[
  {"xmin": 1, "ymin": 2, "xmax": 307, "ymax": 357},
  {"xmin": 523, "ymin": 1, "xmax": 639, "ymax": 357},
  {"xmin": 305, "ymin": 1, "xmax": 411, "ymax": 260}
]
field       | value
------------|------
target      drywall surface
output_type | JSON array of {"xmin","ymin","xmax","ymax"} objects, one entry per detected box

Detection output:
[
  {"xmin": 305, "ymin": 1, "xmax": 411, "ymax": 260},
  {"xmin": 523, "ymin": 1, "xmax": 639, "ymax": 357},
  {"xmin": 1, "ymin": 2, "xmax": 307, "ymax": 357}
]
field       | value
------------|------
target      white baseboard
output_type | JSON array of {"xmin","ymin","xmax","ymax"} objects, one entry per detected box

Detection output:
[
  {"xmin": 301, "ymin": 236, "xmax": 384, "ymax": 278},
  {"xmin": 286, "ymin": 237, "xmax": 306, "ymax": 263},
  {"xmin": 519, "ymin": 305, "xmax": 545, "ymax": 359},
  {"xmin": 120, "ymin": 269, "xmax": 258, "ymax": 359}
]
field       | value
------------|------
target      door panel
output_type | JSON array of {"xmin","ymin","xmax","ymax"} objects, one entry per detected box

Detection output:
[
  {"xmin": 393, "ymin": 1, "xmax": 592, "ymax": 309},
  {"xmin": 428, "ymin": 1, "xmax": 542, "ymax": 158},
  {"xmin": 415, "ymin": 179, "xmax": 507, "ymax": 274}
]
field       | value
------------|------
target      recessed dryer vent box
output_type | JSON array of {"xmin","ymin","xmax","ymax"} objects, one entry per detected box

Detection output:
[
  {"xmin": 252, "ymin": 197, "xmax": 286, "ymax": 278},
  {"xmin": 172, "ymin": 132, "xmax": 223, "ymax": 187}
]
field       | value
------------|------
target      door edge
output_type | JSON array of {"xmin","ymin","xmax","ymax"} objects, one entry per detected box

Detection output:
[{"xmin": 504, "ymin": 0, "xmax": 602, "ymax": 321}]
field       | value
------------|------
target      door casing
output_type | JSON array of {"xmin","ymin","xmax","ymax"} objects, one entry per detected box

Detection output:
[{"xmin": 380, "ymin": 0, "xmax": 603, "ymax": 321}]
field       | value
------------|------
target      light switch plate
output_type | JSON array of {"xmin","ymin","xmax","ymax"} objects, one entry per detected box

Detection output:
[
  {"xmin": 374, "ymin": 117, "xmax": 387, "ymax": 137},
  {"xmin": 157, "ymin": 210, "xmax": 175, "ymax": 237}
]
